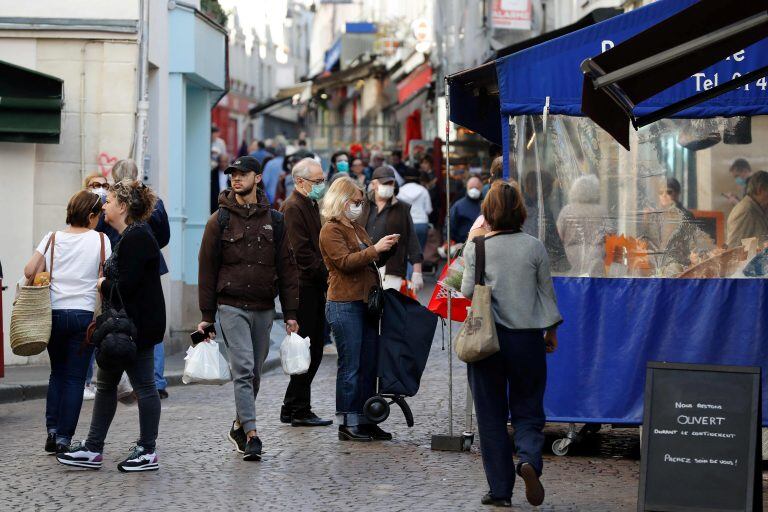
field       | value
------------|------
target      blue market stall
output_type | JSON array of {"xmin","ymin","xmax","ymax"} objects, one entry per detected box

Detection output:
[{"xmin": 447, "ymin": 0, "xmax": 768, "ymax": 444}]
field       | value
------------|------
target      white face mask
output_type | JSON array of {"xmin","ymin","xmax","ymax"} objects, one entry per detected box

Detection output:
[
  {"xmin": 377, "ymin": 184, "xmax": 395, "ymax": 199},
  {"xmin": 345, "ymin": 203, "xmax": 364, "ymax": 221},
  {"xmin": 467, "ymin": 188, "xmax": 481, "ymax": 200},
  {"xmin": 94, "ymin": 188, "xmax": 108, "ymax": 201}
]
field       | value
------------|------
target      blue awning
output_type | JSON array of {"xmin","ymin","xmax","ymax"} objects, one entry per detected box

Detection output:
[
  {"xmin": 496, "ymin": 0, "xmax": 768, "ymax": 118},
  {"xmin": 449, "ymin": 0, "xmax": 768, "ymax": 145},
  {"xmin": 324, "ymin": 38, "xmax": 341, "ymax": 73}
]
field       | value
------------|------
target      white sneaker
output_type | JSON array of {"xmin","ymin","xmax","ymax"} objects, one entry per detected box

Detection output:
[
  {"xmin": 56, "ymin": 441, "xmax": 103, "ymax": 469},
  {"xmin": 83, "ymin": 385, "xmax": 96, "ymax": 401},
  {"xmin": 117, "ymin": 445, "xmax": 159, "ymax": 472}
]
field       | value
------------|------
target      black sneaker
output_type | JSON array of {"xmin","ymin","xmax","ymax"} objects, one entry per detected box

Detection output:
[
  {"xmin": 55, "ymin": 443, "xmax": 70, "ymax": 454},
  {"xmin": 243, "ymin": 436, "xmax": 262, "ymax": 461},
  {"xmin": 117, "ymin": 445, "xmax": 159, "ymax": 472},
  {"xmin": 45, "ymin": 433, "xmax": 56, "ymax": 453},
  {"xmin": 279, "ymin": 407, "xmax": 293, "ymax": 424},
  {"xmin": 481, "ymin": 493, "xmax": 511, "ymax": 507},
  {"xmin": 227, "ymin": 421, "xmax": 246, "ymax": 454},
  {"xmin": 56, "ymin": 441, "xmax": 103, "ymax": 470}
]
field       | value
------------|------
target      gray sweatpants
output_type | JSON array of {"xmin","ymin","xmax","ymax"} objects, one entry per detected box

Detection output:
[{"xmin": 218, "ymin": 304, "xmax": 275, "ymax": 434}]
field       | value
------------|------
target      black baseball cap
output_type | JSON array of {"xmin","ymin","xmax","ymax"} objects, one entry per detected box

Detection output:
[{"xmin": 225, "ymin": 156, "xmax": 262, "ymax": 175}]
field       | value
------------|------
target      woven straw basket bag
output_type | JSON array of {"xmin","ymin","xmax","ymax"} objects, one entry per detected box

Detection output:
[{"xmin": 10, "ymin": 233, "xmax": 55, "ymax": 356}]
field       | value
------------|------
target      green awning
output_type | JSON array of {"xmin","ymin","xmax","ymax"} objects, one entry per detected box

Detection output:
[{"xmin": 0, "ymin": 60, "xmax": 63, "ymax": 144}]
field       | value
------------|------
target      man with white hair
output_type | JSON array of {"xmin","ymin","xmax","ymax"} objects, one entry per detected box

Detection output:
[{"xmin": 280, "ymin": 158, "xmax": 333, "ymax": 427}]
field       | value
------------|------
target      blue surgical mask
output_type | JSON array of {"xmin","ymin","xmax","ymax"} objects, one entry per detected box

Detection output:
[
  {"xmin": 336, "ymin": 161, "xmax": 349, "ymax": 173},
  {"xmin": 308, "ymin": 182, "xmax": 326, "ymax": 200},
  {"xmin": 735, "ymin": 176, "xmax": 748, "ymax": 187}
]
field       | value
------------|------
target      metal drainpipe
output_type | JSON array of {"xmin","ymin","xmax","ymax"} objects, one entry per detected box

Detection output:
[
  {"xmin": 80, "ymin": 45, "xmax": 86, "ymax": 183},
  {"xmin": 445, "ymin": 77, "xmax": 453, "ymax": 437},
  {"xmin": 134, "ymin": 0, "xmax": 150, "ymax": 182}
]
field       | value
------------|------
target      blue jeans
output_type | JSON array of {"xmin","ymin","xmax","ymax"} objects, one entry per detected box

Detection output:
[
  {"xmin": 85, "ymin": 352, "xmax": 96, "ymax": 385},
  {"xmin": 45, "ymin": 309, "xmax": 95, "ymax": 446},
  {"xmin": 467, "ymin": 326, "xmax": 547, "ymax": 500},
  {"xmin": 153, "ymin": 343, "xmax": 167, "ymax": 391},
  {"xmin": 325, "ymin": 300, "xmax": 378, "ymax": 426}
]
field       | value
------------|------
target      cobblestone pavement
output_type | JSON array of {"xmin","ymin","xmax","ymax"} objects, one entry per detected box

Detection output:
[{"xmin": 2, "ymin": 333, "xmax": 766, "ymax": 511}]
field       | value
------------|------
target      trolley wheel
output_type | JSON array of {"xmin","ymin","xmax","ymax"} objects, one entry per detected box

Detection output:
[
  {"xmin": 363, "ymin": 396, "xmax": 390, "ymax": 424},
  {"xmin": 552, "ymin": 438, "xmax": 570, "ymax": 456}
]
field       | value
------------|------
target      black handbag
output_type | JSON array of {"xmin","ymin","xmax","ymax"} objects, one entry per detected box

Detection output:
[
  {"xmin": 87, "ymin": 286, "xmax": 138, "ymax": 371},
  {"xmin": 367, "ymin": 284, "xmax": 384, "ymax": 319}
]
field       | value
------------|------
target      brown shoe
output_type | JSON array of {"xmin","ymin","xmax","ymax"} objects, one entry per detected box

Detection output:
[{"xmin": 519, "ymin": 463, "xmax": 544, "ymax": 506}]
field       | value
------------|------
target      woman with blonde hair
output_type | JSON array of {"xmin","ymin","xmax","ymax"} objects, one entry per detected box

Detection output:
[
  {"xmin": 319, "ymin": 176, "xmax": 399, "ymax": 441},
  {"xmin": 57, "ymin": 179, "xmax": 166, "ymax": 472}
]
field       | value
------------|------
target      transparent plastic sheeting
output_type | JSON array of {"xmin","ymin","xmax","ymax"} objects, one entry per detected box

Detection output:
[{"xmin": 506, "ymin": 115, "xmax": 768, "ymax": 279}]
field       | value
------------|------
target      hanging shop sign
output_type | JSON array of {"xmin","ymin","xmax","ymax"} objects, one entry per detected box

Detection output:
[{"xmin": 491, "ymin": 0, "xmax": 532, "ymax": 31}]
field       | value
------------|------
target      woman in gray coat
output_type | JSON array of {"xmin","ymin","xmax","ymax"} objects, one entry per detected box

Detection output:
[{"xmin": 461, "ymin": 181, "xmax": 562, "ymax": 508}]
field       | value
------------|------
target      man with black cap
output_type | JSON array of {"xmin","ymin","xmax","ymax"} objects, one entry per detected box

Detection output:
[
  {"xmin": 366, "ymin": 167, "xmax": 424, "ymax": 299},
  {"xmin": 197, "ymin": 155, "xmax": 300, "ymax": 462}
]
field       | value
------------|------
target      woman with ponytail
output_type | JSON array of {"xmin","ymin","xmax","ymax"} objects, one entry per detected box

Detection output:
[{"xmin": 57, "ymin": 179, "xmax": 166, "ymax": 473}]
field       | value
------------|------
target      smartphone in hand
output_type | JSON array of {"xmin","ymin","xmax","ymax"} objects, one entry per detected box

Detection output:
[{"xmin": 190, "ymin": 324, "xmax": 216, "ymax": 346}]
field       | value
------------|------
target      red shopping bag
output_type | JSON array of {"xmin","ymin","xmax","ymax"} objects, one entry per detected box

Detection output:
[
  {"xmin": 399, "ymin": 280, "xmax": 418, "ymax": 301},
  {"xmin": 427, "ymin": 259, "xmax": 471, "ymax": 322}
]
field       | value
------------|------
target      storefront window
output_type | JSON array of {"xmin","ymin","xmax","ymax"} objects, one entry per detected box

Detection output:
[{"xmin": 508, "ymin": 115, "xmax": 768, "ymax": 279}]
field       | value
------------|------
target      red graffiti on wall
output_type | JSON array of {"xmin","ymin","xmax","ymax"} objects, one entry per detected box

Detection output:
[{"xmin": 98, "ymin": 152, "xmax": 118, "ymax": 177}]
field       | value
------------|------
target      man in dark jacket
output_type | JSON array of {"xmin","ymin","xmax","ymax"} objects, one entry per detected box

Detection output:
[
  {"xmin": 197, "ymin": 156, "xmax": 299, "ymax": 462},
  {"xmin": 365, "ymin": 167, "xmax": 424, "ymax": 293},
  {"xmin": 449, "ymin": 176, "xmax": 483, "ymax": 244},
  {"xmin": 211, "ymin": 152, "xmax": 231, "ymax": 214},
  {"xmin": 279, "ymin": 158, "xmax": 333, "ymax": 428}
]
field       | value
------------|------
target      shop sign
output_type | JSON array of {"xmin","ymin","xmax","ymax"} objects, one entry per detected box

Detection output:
[{"xmin": 491, "ymin": 0, "xmax": 532, "ymax": 31}]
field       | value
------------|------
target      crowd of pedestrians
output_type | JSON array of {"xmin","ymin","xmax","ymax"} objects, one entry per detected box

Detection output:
[{"xmin": 24, "ymin": 133, "xmax": 565, "ymax": 508}]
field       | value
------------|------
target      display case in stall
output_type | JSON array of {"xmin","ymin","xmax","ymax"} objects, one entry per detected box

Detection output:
[{"xmin": 447, "ymin": 0, "xmax": 768, "ymax": 452}]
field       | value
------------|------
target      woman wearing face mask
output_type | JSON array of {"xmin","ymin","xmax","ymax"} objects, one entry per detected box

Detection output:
[
  {"xmin": 365, "ymin": 167, "xmax": 425, "ymax": 294},
  {"xmin": 319, "ymin": 176, "xmax": 399, "ymax": 441},
  {"xmin": 327, "ymin": 151, "xmax": 350, "ymax": 184}
]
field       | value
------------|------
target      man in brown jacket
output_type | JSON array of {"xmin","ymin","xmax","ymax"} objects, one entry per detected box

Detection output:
[
  {"xmin": 197, "ymin": 155, "xmax": 299, "ymax": 462},
  {"xmin": 280, "ymin": 158, "xmax": 333, "ymax": 427}
]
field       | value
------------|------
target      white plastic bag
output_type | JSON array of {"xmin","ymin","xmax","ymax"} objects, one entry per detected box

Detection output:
[
  {"xmin": 280, "ymin": 332, "xmax": 311, "ymax": 376},
  {"xmin": 182, "ymin": 341, "xmax": 231, "ymax": 385}
]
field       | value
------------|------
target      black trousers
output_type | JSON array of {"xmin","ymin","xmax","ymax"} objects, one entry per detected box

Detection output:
[
  {"xmin": 467, "ymin": 326, "xmax": 547, "ymax": 500},
  {"xmin": 282, "ymin": 284, "xmax": 326, "ymax": 418}
]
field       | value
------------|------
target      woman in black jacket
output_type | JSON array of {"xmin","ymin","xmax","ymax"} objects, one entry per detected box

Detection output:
[{"xmin": 57, "ymin": 179, "xmax": 166, "ymax": 472}]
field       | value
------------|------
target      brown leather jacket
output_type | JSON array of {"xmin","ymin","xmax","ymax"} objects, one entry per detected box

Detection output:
[
  {"xmin": 198, "ymin": 190, "xmax": 299, "ymax": 323},
  {"xmin": 319, "ymin": 216, "xmax": 389, "ymax": 302}
]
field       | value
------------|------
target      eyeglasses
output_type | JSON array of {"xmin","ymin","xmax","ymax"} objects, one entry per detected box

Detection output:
[
  {"xmin": 302, "ymin": 177, "xmax": 325, "ymax": 185},
  {"xmin": 348, "ymin": 199, "xmax": 364, "ymax": 207},
  {"xmin": 88, "ymin": 182, "xmax": 110, "ymax": 190}
]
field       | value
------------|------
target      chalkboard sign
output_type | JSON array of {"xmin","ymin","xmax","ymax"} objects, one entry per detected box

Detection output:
[{"xmin": 638, "ymin": 362, "xmax": 762, "ymax": 512}]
